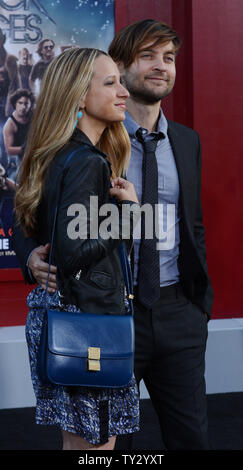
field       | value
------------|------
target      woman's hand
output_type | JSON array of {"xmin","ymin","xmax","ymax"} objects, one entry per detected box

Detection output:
[{"xmin": 110, "ymin": 177, "xmax": 138, "ymax": 204}]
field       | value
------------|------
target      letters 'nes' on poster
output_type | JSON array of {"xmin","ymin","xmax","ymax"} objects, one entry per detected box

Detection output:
[{"xmin": 0, "ymin": 0, "xmax": 114, "ymax": 268}]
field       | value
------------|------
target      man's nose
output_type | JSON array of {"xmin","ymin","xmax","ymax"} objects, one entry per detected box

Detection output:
[{"xmin": 152, "ymin": 56, "xmax": 167, "ymax": 70}]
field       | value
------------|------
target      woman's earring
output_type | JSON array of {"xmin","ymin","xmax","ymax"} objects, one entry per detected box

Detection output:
[{"xmin": 74, "ymin": 110, "xmax": 83, "ymax": 128}]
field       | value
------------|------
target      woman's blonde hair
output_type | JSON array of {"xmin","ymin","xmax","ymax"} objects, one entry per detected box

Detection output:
[{"xmin": 15, "ymin": 47, "xmax": 131, "ymax": 236}]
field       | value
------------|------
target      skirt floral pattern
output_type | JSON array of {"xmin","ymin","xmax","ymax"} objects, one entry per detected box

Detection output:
[{"xmin": 25, "ymin": 286, "xmax": 139, "ymax": 445}]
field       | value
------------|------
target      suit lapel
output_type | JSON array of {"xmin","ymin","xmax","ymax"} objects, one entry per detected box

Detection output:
[
  {"xmin": 167, "ymin": 121, "xmax": 194, "ymax": 219},
  {"xmin": 168, "ymin": 121, "xmax": 186, "ymax": 197}
]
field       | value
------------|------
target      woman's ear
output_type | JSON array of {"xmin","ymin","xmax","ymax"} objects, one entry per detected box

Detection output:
[{"xmin": 78, "ymin": 98, "xmax": 85, "ymax": 111}]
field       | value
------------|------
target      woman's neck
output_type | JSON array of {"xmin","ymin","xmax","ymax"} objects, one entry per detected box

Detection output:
[{"xmin": 77, "ymin": 119, "xmax": 105, "ymax": 146}]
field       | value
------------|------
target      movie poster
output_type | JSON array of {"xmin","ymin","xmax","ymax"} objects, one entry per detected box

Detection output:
[{"xmin": 0, "ymin": 0, "xmax": 115, "ymax": 268}]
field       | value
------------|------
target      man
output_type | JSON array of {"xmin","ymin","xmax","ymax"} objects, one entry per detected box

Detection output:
[
  {"xmin": 3, "ymin": 89, "xmax": 34, "ymax": 181},
  {"xmin": 29, "ymin": 38, "xmax": 55, "ymax": 95},
  {"xmin": 0, "ymin": 28, "xmax": 20, "ymax": 117},
  {"xmin": 0, "ymin": 65, "xmax": 9, "ymax": 123},
  {"xmin": 18, "ymin": 48, "xmax": 33, "ymax": 90},
  {"xmin": 0, "ymin": 162, "xmax": 16, "ymax": 231},
  {"xmin": 12, "ymin": 19, "xmax": 213, "ymax": 449}
]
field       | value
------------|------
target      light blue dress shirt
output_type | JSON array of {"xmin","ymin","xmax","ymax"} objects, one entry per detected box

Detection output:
[{"xmin": 124, "ymin": 110, "xmax": 180, "ymax": 287}]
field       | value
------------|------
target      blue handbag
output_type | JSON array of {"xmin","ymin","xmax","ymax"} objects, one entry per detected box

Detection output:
[{"xmin": 38, "ymin": 149, "xmax": 135, "ymax": 388}]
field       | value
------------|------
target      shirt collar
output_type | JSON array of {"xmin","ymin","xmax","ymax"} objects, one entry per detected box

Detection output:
[{"xmin": 124, "ymin": 108, "xmax": 168, "ymax": 138}]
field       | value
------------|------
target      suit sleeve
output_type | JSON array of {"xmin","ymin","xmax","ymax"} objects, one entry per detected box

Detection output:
[
  {"xmin": 193, "ymin": 132, "xmax": 214, "ymax": 315},
  {"xmin": 11, "ymin": 219, "xmax": 39, "ymax": 284},
  {"xmin": 193, "ymin": 134, "xmax": 208, "ymax": 271}
]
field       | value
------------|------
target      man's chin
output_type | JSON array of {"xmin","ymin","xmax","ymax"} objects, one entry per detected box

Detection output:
[{"xmin": 131, "ymin": 90, "xmax": 171, "ymax": 104}]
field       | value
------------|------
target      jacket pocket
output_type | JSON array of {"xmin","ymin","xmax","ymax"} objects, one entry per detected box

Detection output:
[{"xmin": 89, "ymin": 271, "xmax": 117, "ymax": 289}]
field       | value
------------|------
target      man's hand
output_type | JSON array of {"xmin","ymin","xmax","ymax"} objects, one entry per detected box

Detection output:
[
  {"xmin": 203, "ymin": 312, "xmax": 209, "ymax": 322},
  {"xmin": 28, "ymin": 243, "xmax": 57, "ymax": 293}
]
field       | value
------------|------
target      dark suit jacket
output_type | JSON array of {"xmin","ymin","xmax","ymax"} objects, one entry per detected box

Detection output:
[{"xmin": 166, "ymin": 120, "xmax": 213, "ymax": 317}]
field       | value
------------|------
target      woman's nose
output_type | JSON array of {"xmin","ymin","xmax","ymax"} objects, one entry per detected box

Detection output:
[{"xmin": 118, "ymin": 83, "xmax": 129, "ymax": 98}]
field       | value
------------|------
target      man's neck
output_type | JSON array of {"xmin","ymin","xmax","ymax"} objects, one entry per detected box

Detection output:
[
  {"xmin": 126, "ymin": 98, "xmax": 161, "ymax": 133},
  {"xmin": 13, "ymin": 111, "xmax": 29, "ymax": 124}
]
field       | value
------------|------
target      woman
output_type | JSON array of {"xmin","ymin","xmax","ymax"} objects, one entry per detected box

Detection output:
[{"xmin": 14, "ymin": 48, "xmax": 140, "ymax": 450}]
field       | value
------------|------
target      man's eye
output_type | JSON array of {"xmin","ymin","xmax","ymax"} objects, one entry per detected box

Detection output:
[{"xmin": 165, "ymin": 56, "xmax": 174, "ymax": 62}]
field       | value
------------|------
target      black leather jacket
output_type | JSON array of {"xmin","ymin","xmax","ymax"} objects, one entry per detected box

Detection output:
[{"xmin": 12, "ymin": 129, "xmax": 140, "ymax": 315}]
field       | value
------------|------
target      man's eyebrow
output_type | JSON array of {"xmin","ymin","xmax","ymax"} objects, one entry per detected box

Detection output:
[
  {"xmin": 138, "ymin": 48, "xmax": 154, "ymax": 53},
  {"xmin": 164, "ymin": 50, "xmax": 176, "ymax": 55},
  {"xmin": 138, "ymin": 47, "xmax": 176, "ymax": 55}
]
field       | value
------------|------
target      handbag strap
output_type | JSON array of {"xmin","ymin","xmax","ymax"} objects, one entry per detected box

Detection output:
[
  {"xmin": 45, "ymin": 149, "xmax": 79, "ymax": 307},
  {"xmin": 118, "ymin": 242, "xmax": 134, "ymax": 315},
  {"xmin": 45, "ymin": 148, "xmax": 134, "ymax": 315}
]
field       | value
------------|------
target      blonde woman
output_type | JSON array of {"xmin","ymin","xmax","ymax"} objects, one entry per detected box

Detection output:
[{"xmin": 15, "ymin": 48, "xmax": 140, "ymax": 450}]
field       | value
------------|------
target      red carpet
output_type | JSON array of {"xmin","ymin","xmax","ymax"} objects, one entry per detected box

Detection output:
[{"xmin": 0, "ymin": 280, "xmax": 32, "ymax": 327}]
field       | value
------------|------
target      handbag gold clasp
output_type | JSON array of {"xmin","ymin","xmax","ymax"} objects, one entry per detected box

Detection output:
[{"xmin": 87, "ymin": 347, "xmax": 100, "ymax": 371}]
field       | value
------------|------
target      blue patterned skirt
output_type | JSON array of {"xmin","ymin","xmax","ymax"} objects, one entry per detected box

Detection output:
[{"xmin": 26, "ymin": 286, "xmax": 139, "ymax": 445}]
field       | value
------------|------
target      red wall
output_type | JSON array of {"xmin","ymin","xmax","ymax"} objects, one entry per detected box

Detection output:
[
  {"xmin": 1, "ymin": 0, "xmax": 242, "ymax": 325},
  {"xmin": 191, "ymin": 0, "xmax": 243, "ymax": 316},
  {"xmin": 115, "ymin": 0, "xmax": 243, "ymax": 319}
]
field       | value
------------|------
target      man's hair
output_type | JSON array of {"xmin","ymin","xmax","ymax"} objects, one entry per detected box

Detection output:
[
  {"xmin": 37, "ymin": 38, "xmax": 55, "ymax": 58},
  {"xmin": 109, "ymin": 18, "xmax": 181, "ymax": 67},
  {"xmin": 10, "ymin": 88, "xmax": 35, "ymax": 108},
  {"xmin": 19, "ymin": 47, "xmax": 30, "ymax": 56}
]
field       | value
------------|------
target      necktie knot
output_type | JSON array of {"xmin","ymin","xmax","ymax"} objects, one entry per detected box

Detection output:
[{"xmin": 135, "ymin": 127, "xmax": 165, "ymax": 152}]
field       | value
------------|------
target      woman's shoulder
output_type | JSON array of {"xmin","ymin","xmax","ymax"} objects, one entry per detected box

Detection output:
[
  {"xmin": 63, "ymin": 142, "xmax": 111, "ymax": 176},
  {"xmin": 46, "ymin": 143, "xmax": 110, "ymax": 197},
  {"xmin": 69, "ymin": 128, "xmax": 110, "ymax": 166},
  {"xmin": 50, "ymin": 141, "xmax": 109, "ymax": 174}
]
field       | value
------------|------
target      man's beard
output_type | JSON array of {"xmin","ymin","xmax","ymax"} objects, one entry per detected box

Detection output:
[{"xmin": 122, "ymin": 77, "xmax": 173, "ymax": 104}]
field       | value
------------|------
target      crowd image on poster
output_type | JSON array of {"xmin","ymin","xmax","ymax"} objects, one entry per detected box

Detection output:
[{"xmin": 0, "ymin": 0, "xmax": 115, "ymax": 269}]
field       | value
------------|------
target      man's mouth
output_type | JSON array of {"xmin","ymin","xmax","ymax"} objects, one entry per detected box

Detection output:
[{"xmin": 146, "ymin": 76, "xmax": 168, "ymax": 82}]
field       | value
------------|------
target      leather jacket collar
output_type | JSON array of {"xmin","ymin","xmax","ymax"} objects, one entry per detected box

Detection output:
[{"xmin": 71, "ymin": 128, "xmax": 111, "ymax": 168}]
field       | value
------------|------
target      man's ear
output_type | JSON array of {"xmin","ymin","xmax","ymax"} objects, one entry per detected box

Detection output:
[
  {"xmin": 117, "ymin": 61, "xmax": 127, "ymax": 87},
  {"xmin": 116, "ymin": 61, "xmax": 125, "ymax": 75}
]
